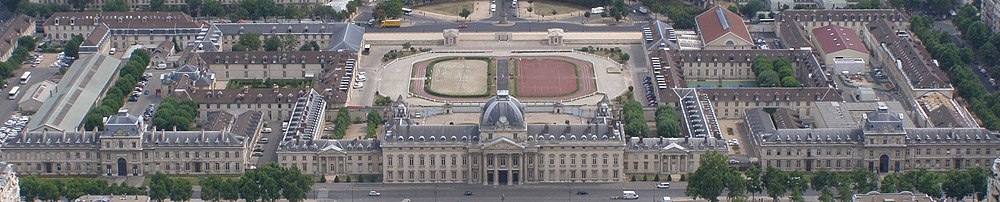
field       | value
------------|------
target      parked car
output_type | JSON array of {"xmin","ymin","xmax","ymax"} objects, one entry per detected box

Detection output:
[
  {"xmin": 464, "ymin": 191, "xmax": 474, "ymax": 196},
  {"xmin": 368, "ymin": 191, "xmax": 381, "ymax": 196},
  {"xmin": 262, "ymin": 128, "xmax": 272, "ymax": 133}
]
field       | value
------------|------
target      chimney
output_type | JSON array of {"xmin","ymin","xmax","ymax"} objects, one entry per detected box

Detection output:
[{"xmin": 62, "ymin": 131, "xmax": 66, "ymax": 142}]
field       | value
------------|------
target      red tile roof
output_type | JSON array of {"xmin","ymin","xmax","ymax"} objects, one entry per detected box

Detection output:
[
  {"xmin": 695, "ymin": 6, "xmax": 752, "ymax": 45},
  {"xmin": 810, "ymin": 25, "xmax": 869, "ymax": 54}
]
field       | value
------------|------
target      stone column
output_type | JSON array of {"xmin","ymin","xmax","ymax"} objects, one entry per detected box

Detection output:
[
  {"xmin": 492, "ymin": 155, "xmax": 499, "ymax": 185},
  {"xmin": 507, "ymin": 154, "xmax": 513, "ymax": 185}
]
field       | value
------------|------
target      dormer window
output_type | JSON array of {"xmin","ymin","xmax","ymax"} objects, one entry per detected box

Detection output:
[{"xmin": 70, "ymin": 18, "xmax": 76, "ymax": 25}]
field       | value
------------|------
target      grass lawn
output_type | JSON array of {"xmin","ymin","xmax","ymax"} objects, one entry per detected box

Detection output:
[
  {"xmin": 417, "ymin": 1, "xmax": 475, "ymax": 16},
  {"xmin": 530, "ymin": 0, "xmax": 585, "ymax": 15},
  {"xmin": 687, "ymin": 80, "xmax": 758, "ymax": 88}
]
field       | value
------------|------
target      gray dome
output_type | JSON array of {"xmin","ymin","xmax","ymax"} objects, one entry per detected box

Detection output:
[{"xmin": 481, "ymin": 90, "xmax": 525, "ymax": 128}]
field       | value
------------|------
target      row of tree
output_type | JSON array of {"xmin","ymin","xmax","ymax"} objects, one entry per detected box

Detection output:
[
  {"xmin": 0, "ymin": 0, "xmax": 70, "ymax": 18},
  {"xmin": 654, "ymin": 105, "xmax": 680, "ymax": 137},
  {"xmin": 0, "ymin": 36, "xmax": 35, "ymax": 82},
  {"xmin": 200, "ymin": 164, "xmax": 314, "ymax": 202},
  {"xmin": 148, "ymin": 173, "xmax": 194, "ymax": 201},
  {"xmin": 365, "ymin": 109, "xmax": 383, "ymax": 138},
  {"xmin": 231, "ymin": 33, "xmax": 325, "ymax": 52},
  {"xmin": 685, "ymin": 151, "xmax": 992, "ymax": 202},
  {"xmin": 331, "ymin": 108, "xmax": 350, "ymax": 139},
  {"xmin": 640, "ymin": 0, "xmax": 702, "ymax": 29},
  {"xmin": 19, "ymin": 177, "xmax": 145, "ymax": 202},
  {"xmin": 150, "ymin": 98, "xmax": 199, "ymax": 131},
  {"xmin": 909, "ymin": 7, "xmax": 1000, "ymax": 131},
  {"xmin": 83, "ymin": 49, "xmax": 152, "ymax": 130},
  {"xmin": 751, "ymin": 57, "xmax": 800, "ymax": 87},
  {"xmin": 622, "ymin": 98, "xmax": 649, "ymax": 137}
]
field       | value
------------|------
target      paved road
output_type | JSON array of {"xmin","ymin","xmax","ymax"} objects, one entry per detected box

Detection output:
[
  {"xmin": 367, "ymin": 21, "xmax": 642, "ymax": 33},
  {"xmin": 496, "ymin": 57, "xmax": 509, "ymax": 90},
  {"xmin": 122, "ymin": 67, "xmax": 171, "ymax": 122},
  {"xmin": 310, "ymin": 182, "xmax": 689, "ymax": 201},
  {"xmin": 0, "ymin": 56, "xmax": 61, "ymax": 121}
]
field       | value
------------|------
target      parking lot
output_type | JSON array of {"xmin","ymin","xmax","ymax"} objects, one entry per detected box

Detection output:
[
  {"xmin": 0, "ymin": 53, "xmax": 62, "ymax": 136},
  {"xmin": 121, "ymin": 68, "xmax": 172, "ymax": 121}
]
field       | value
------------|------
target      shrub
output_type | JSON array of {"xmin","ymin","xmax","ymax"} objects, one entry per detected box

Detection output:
[
  {"xmin": 345, "ymin": 176, "xmax": 352, "ymax": 183},
  {"xmin": 667, "ymin": 175, "xmax": 673, "ymax": 181},
  {"xmin": 630, "ymin": 175, "xmax": 636, "ymax": 181},
  {"xmin": 679, "ymin": 174, "xmax": 686, "ymax": 181},
  {"xmin": 654, "ymin": 175, "xmax": 660, "ymax": 181},
  {"xmin": 333, "ymin": 176, "xmax": 340, "ymax": 183},
  {"xmin": 642, "ymin": 175, "xmax": 648, "ymax": 181}
]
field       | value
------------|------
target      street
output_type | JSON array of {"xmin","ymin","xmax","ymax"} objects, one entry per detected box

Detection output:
[{"xmin": 311, "ymin": 181, "xmax": 690, "ymax": 201}]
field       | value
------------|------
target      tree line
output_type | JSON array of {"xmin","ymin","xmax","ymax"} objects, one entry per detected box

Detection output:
[
  {"xmin": 640, "ymin": 0, "xmax": 701, "ymax": 29},
  {"xmin": 83, "ymin": 49, "xmax": 152, "ymax": 130},
  {"xmin": 150, "ymin": 98, "xmax": 199, "ymax": 131},
  {"xmin": 654, "ymin": 105, "xmax": 681, "ymax": 138},
  {"xmin": 910, "ymin": 5, "xmax": 1000, "ymax": 130},
  {"xmin": 19, "ymin": 177, "xmax": 145, "ymax": 202},
  {"xmin": 366, "ymin": 109, "xmax": 383, "ymax": 139},
  {"xmin": 686, "ymin": 151, "xmax": 992, "ymax": 202},
  {"xmin": 199, "ymin": 164, "xmax": 314, "ymax": 202},
  {"xmin": 622, "ymin": 98, "xmax": 649, "ymax": 137}
]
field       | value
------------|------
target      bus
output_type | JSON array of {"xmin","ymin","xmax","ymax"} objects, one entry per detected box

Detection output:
[
  {"xmin": 402, "ymin": 8, "xmax": 413, "ymax": 15},
  {"xmin": 19, "ymin": 72, "xmax": 31, "ymax": 84},
  {"xmin": 8, "ymin": 86, "xmax": 20, "ymax": 100}
]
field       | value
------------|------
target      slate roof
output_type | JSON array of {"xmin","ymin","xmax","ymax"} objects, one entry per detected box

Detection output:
[
  {"xmin": 811, "ymin": 24, "xmax": 868, "ymax": 54},
  {"xmin": 777, "ymin": 9, "xmax": 907, "ymax": 23},
  {"xmin": 867, "ymin": 20, "xmax": 950, "ymax": 89},
  {"xmin": 214, "ymin": 23, "xmax": 351, "ymax": 35},
  {"xmin": 82, "ymin": 24, "xmax": 110, "ymax": 47},
  {"xmin": 4, "ymin": 131, "xmax": 101, "ymax": 148},
  {"xmin": 175, "ymin": 88, "xmax": 311, "ymax": 104},
  {"xmin": 645, "ymin": 20, "xmax": 679, "ymax": 51},
  {"xmin": 161, "ymin": 64, "xmax": 215, "ymax": 88},
  {"xmin": 695, "ymin": 6, "xmax": 752, "ymax": 45},
  {"xmin": 744, "ymin": 108, "xmax": 776, "ymax": 136},
  {"xmin": 0, "ymin": 15, "xmax": 33, "ymax": 59},
  {"xmin": 142, "ymin": 131, "xmax": 247, "ymax": 147},
  {"xmin": 386, "ymin": 125, "xmax": 481, "ymax": 143},
  {"xmin": 626, "ymin": 137, "xmax": 728, "ymax": 151},
  {"xmin": 281, "ymin": 139, "xmax": 381, "ymax": 153},
  {"xmin": 44, "ymin": 12, "xmax": 200, "ymax": 29},
  {"xmin": 903, "ymin": 128, "xmax": 999, "ymax": 144},
  {"xmin": 327, "ymin": 24, "xmax": 365, "ymax": 52},
  {"xmin": 27, "ymin": 54, "xmax": 123, "ymax": 132},
  {"xmin": 195, "ymin": 51, "xmax": 342, "ymax": 64},
  {"xmin": 203, "ymin": 111, "xmax": 236, "ymax": 132},
  {"xmin": 480, "ymin": 91, "xmax": 525, "ymax": 128},
  {"xmin": 778, "ymin": 20, "xmax": 813, "ymax": 49},
  {"xmin": 524, "ymin": 124, "xmax": 617, "ymax": 141},
  {"xmin": 762, "ymin": 128, "xmax": 864, "ymax": 144},
  {"xmin": 673, "ymin": 49, "xmax": 813, "ymax": 63},
  {"xmin": 700, "ymin": 87, "xmax": 843, "ymax": 102}
]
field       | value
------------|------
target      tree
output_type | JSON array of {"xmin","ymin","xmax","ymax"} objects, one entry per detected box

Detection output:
[
  {"xmin": 810, "ymin": 169, "xmax": 836, "ymax": 191},
  {"xmin": 685, "ymin": 151, "xmax": 735, "ymax": 202},
  {"xmin": 781, "ymin": 76, "xmax": 800, "ymax": 87},
  {"xmin": 149, "ymin": 0, "xmax": 164, "ymax": 11},
  {"xmin": 763, "ymin": 167, "xmax": 788, "ymax": 200},
  {"xmin": 819, "ymin": 188, "xmax": 835, "ymax": 202},
  {"xmin": 622, "ymin": 100, "xmax": 648, "ymax": 137},
  {"xmin": 402, "ymin": 42, "xmax": 412, "ymax": 50},
  {"xmin": 148, "ymin": 173, "xmax": 171, "ymax": 201},
  {"xmin": 756, "ymin": 70, "xmax": 780, "ymax": 87},
  {"xmin": 232, "ymin": 0, "xmax": 278, "ymax": 20},
  {"xmin": 64, "ymin": 34, "xmax": 84, "ymax": 58},
  {"xmin": 202, "ymin": 0, "xmax": 224, "ymax": 17},
  {"xmin": 880, "ymin": 173, "xmax": 902, "ymax": 193},
  {"xmin": 619, "ymin": 53, "xmax": 630, "ymax": 63},
  {"xmin": 102, "ymin": 0, "xmax": 129, "ymax": 12},
  {"xmin": 965, "ymin": 22, "xmax": 990, "ymax": 49},
  {"xmin": 373, "ymin": 0, "xmax": 404, "ymax": 20},
  {"xmin": 459, "ymin": 8, "xmax": 471, "ymax": 20},
  {"xmin": 68, "ymin": 0, "xmax": 92, "ymax": 11},
  {"xmin": 281, "ymin": 35, "xmax": 299, "ymax": 51},
  {"xmin": 941, "ymin": 170, "xmax": 973, "ymax": 200},
  {"xmin": 366, "ymin": 109, "xmax": 383, "ymax": 138},
  {"xmin": 263, "ymin": 36, "xmax": 282, "ymax": 51},
  {"xmin": 928, "ymin": 0, "xmax": 955, "ymax": 15},
  {"xmin": 609, "ymin": 0, "xmax": 628, "ymax": 21},
  {"xmin": 18, "ymin": 36, "xmax": 35, "ymax": 52},
  {"xmin": 745, "ymin": 166, "xmax": 763, "ymax": 200},
  {"xmin": 848, "ymin": 0, "xmax": 881, "ymax": 8},
  {"xmin": 837, "ymin": 183, "xmax": 854, "ymax": 202},
  {"xmin": 300, "ymin": 41, "xmax": 321, "ymax": 51},
  {"xmin": 740, "ymin": 0, "xmax": 765, "ymax": 18},
  {"xmin": 234, "ymin": 33, "xmax": 262, "ymax": 51},
  {"xmin": 655, "ymin": 105, "xmax": 681, "ymax": 137},
  {"xmin": 168, "ymin": 178, "xmax": 193, "ymax": 202},
  {"xmin": 201, "ymin": 176, "xmax": 225, "ymax": 201},
  {"xmin": 150, "ymin": 98, "xmax": 198, "ymax": 131}
]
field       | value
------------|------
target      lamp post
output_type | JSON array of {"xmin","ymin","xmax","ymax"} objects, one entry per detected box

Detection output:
[{"xmin": 350, "ymin": 183, "xmax": 354, "ymax": 202}]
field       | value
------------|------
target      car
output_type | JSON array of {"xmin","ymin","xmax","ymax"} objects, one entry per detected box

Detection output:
[
  {"xmin": 729, "ymin": 159, "xmax": 741, "ymax": 164},
  {"xmin": 357, "ymin": 74, "xmax": 366, "ymax": 82},
  {"xmin": 657, "ymin": 183, "xmax": 670, "ymax": 189},
  {"xmin": 251, "ymin": 152, "xmax": 263, "ymax": 157},
  {"xmin": 353, "ymin": 82, "xmax": 364, "ymax": 89},
  {"xmin": 464, "ymin": 191, "xmax": 474, "ymax": 196},
  {"xmin": 128, "ymin": 95, "xmax": 139, "ymax": 102},
  {"xmin": 576, "ymin": 191, "xmax": 589, "ymax": 195},
  {"xmin": 368, "ymin": 191, "xmax": 381, "ymax": 196},
  {"xmin": 490, "ymin": 4, "xmax": 496, "ymax": 12},
  {"xmin": 458, "ymin": 23, "xmax": 468, "ymax": 28},
  {"xmin": 253, "ymin": 148, "xmax": 264, "ymax": 152},
  {"xmin": 262, "ymin": 127, "xmax": 272, "ymax": 133}
]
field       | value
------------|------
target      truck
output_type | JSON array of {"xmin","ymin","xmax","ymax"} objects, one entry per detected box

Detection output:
[
  {"xmin": 611, "ymin": 191, "xmax": 639, "ymax": 200},
  {"xmin": 380, "ymin": 19, "xmax": 401, "ymax": 28}
]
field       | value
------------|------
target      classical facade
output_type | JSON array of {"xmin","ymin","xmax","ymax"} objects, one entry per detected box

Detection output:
[
  {"xmin": 0, "ymin": 162, "xmax": 18, "ymax": 202},
  {"xmin": 750, "ymin": 105, "xmax": 1000, "ymax": 173},
  {"xmin": 1, "ymin": 109, "xmax": 256, "ymax": 176},
  {"xmin": 278, "ymin": 93, "xmax": 729, "ymax": 184},
  {"xmin": 672, "ymin": 50, "xmax": 824, "ymax": 85},
  {"xmin": 204, "ymin": 23, "xmax": 364, "ymax": 52}
]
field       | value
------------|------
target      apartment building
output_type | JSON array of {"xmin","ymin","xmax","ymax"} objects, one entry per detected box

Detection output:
[{"xmin": 43, "ymin": 12, "xmax": 202, "ymax": 49}]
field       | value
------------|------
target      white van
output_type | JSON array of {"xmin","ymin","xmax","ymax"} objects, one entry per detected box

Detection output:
[
  {"xmin": 622, "ymin": 191, "xmax": 639, "ymax": 199},
  {"xmin": 109, "ymin": 48, "xmax": 117, "ymax": 55}
]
